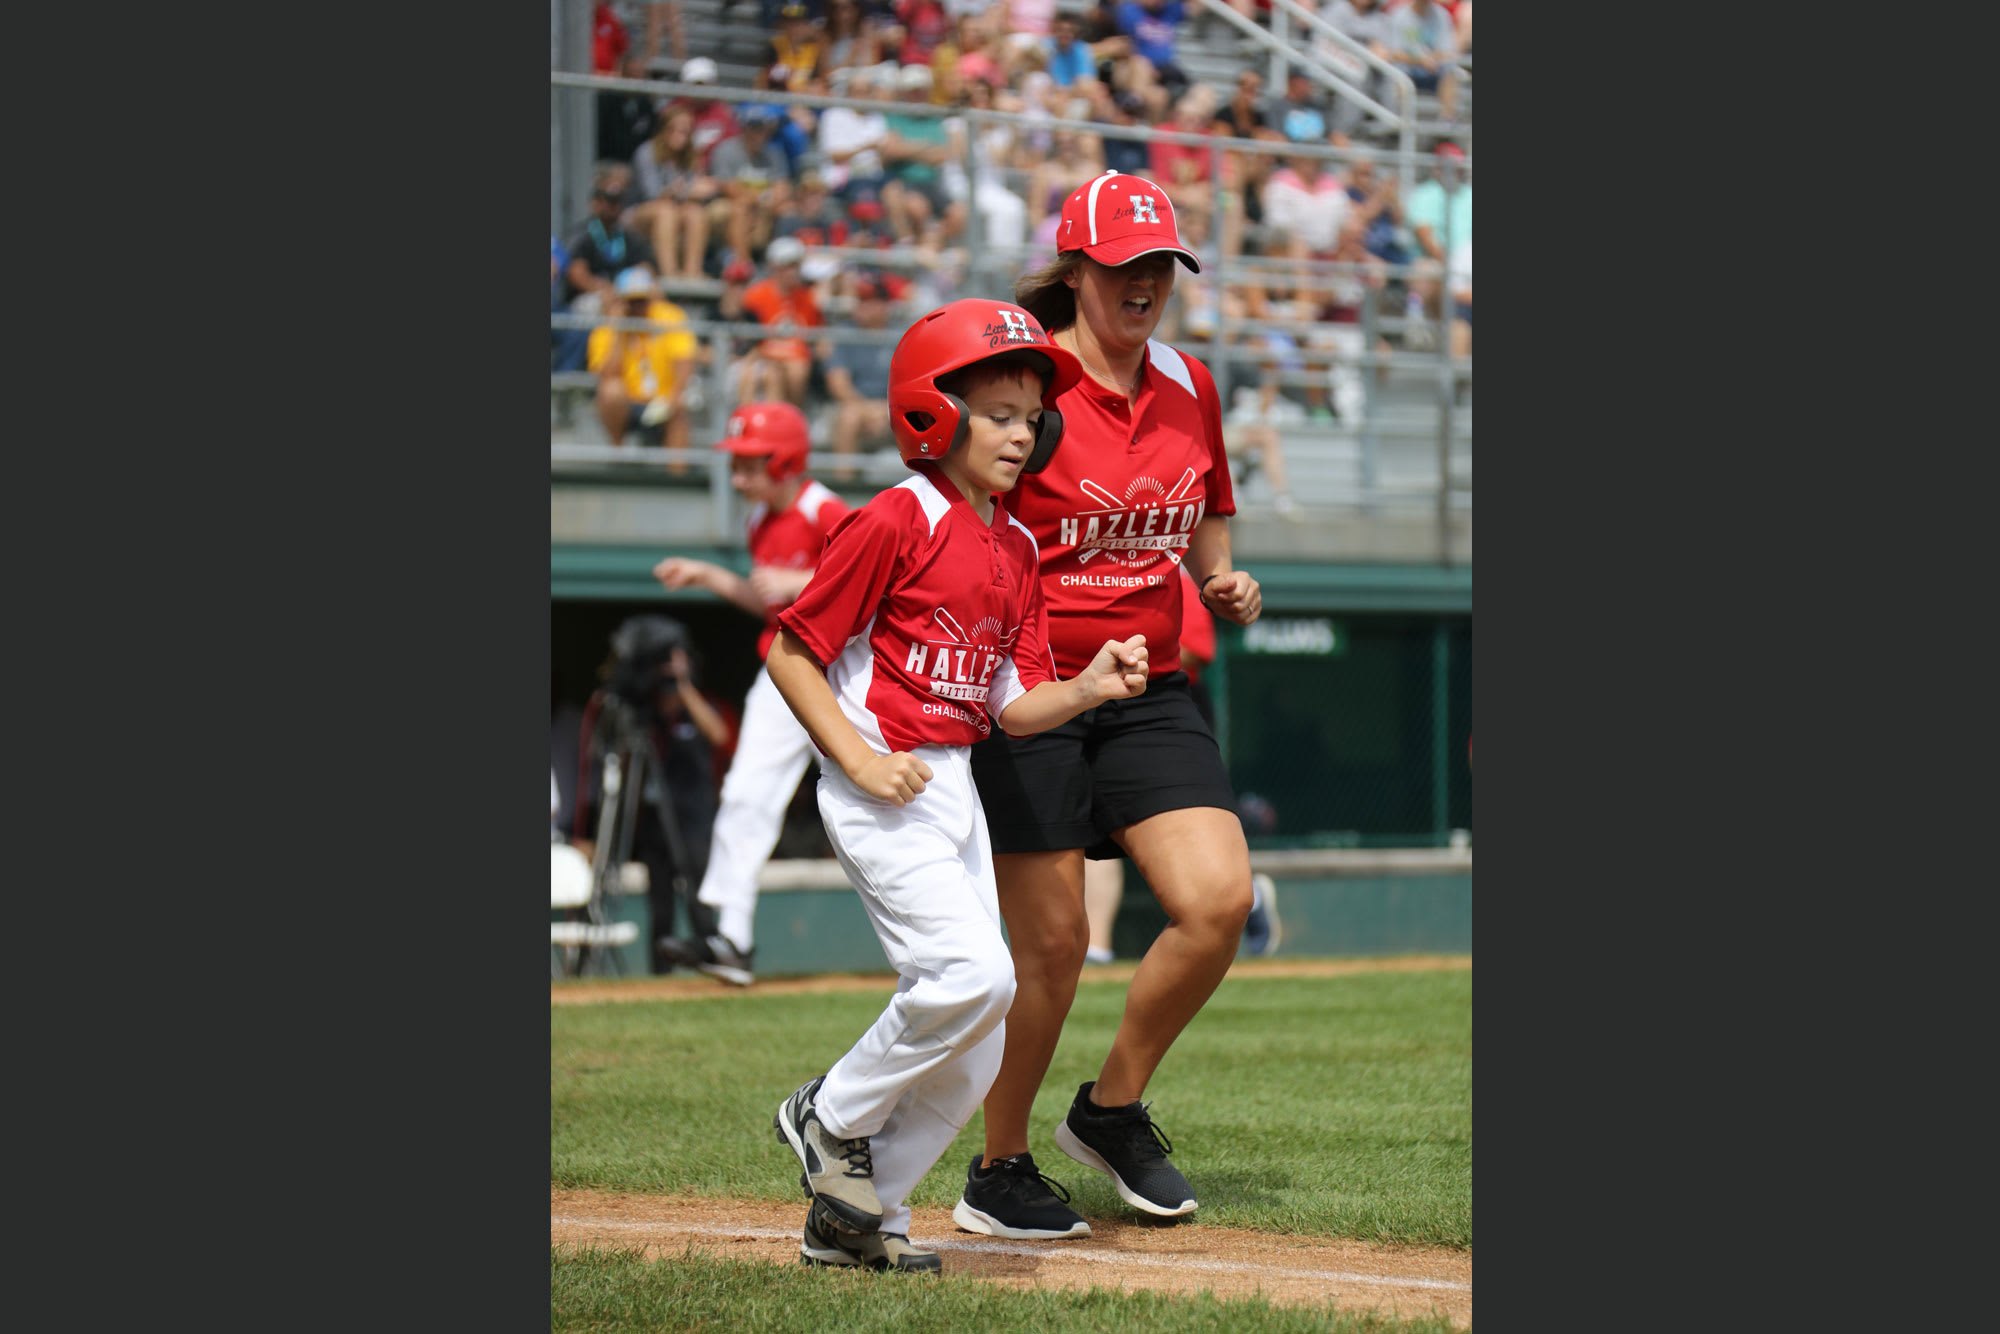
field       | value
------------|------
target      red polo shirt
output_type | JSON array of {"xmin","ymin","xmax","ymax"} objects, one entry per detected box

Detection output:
[
  {"xmin": 1001, "ymin": 338, "xmax": 1234, "ymax": 677},
  {"xmin": 777, "ymin": 467, "xmax": 1057, "ymax": 753},
  {"xmin": 747, "ymin": 478, "xmax": 849, "ymax": 660}
]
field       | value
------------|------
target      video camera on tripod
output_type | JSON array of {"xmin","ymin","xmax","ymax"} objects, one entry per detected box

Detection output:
[
  {"xmin": 555, "ymin": 614, "xmax": 703, "ymax": 978},
  {"xmin": 606, "ymin": 612, "xmax": 687, "ymax": 708}
]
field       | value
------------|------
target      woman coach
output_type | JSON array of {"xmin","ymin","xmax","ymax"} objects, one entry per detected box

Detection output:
[{"xmin": 948, "ymin": 171, "xmax": 1264, "ymax": 1242}]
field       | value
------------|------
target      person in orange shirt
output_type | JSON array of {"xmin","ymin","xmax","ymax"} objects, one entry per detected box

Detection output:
[{"xmin": 740, "ymin": 236, "xmax": 825, "ymax": 407}]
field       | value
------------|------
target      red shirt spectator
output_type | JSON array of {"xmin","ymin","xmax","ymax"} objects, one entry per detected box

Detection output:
[
  {"xmin": 895, "ymin": 0, "xmax": 952, "ymax": 67},
  {"xmin": 592, "ymin": 3, "xmax": 630, "ymax": 74}
]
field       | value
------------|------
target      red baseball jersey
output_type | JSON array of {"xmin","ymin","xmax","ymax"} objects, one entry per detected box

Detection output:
[
  {"xmin": 777, "ymin": 467, "xmax": 1057, "ymax": 753},
  {"xmin": 1001, "ymin": 338, "xmax": 1235, "ymax": 677},
  {"xmin": 748, "ymin": 478, "xmax": 849, "ymax": 659}
]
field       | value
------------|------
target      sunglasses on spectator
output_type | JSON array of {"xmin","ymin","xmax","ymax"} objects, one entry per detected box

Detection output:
[{"xmin": 595, "ymin": 189, "xmax": 623, "ymax": 201}]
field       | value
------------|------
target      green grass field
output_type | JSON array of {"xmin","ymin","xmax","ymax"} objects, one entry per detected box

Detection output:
[
  {"xmin": 552, "ymin": 1245, "xmax": 1463, "ymax": 1333},
  {"xmin": 552, "ymin": 964, "xmax": 1470, "ymax": 1327},
  {"xmin": 553, "ymin": 968, "xmax": 1469, "ymax": 1242}
]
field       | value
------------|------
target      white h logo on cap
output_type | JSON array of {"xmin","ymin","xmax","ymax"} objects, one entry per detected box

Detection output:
[
  {"xmin": 998, "ymin": 309, "xmax": 1031, "ymax": 340},
  {"xmin": 1131, "ymin": 195, "xmax": 1159, "ymax": 224}
]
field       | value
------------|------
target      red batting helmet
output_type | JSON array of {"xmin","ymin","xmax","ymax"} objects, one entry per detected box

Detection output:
[
  {"xmin": 887, "ymin": 299, "xmax": 1082, "ymax": 473},
  {"xmin": 717, "ymin": 400, "xmax": 811, "ymax": 481}
]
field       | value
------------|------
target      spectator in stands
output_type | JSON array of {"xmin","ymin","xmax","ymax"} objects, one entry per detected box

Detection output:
[
  {"xmin": 822, "ymin": 0, "xmax": 879, "ymax": 73},
  {"xmin": 1093, "ymin": 85, "xmax": 1153, "ymax": 176},
  {"xmin": 1262, "ymin": 149, "xmax": 1350, "ymax": 260},
  {"xmin": 1403, "ymin": 140, "xmax": 1469, "ymax": 347},
  {"xmin": 598, "ymin": 50, "xmax": 662, "ymax": 165},
  {"xmin": 821, "ymin": 271, "xmax": 897, "ymax": 479},
  {"xmin": 1318, "ymin": 213, "xmax": 1390, "ymax": 424},
  {"xmin": 629, "ymin": 105, "xmax": 721, "ymax": 280},
  {"xmin": 562, "ymin": 164, "xmax": 660, "ymax": 329},
  {"xmin": 641, "ymin": 1, "xmax": 688, "ymax": 65},
  {"xmin": 1383, "ymin": 0, "xmax": 1461, "ymax": 122},
  {"xmin": 1042, "ymin": 14, "xmax": 1100, "ymax": 90},
  {"xmin": 1214, "ymin": 67, "xmax": 1269, "ymax": 140},
  {"xmin": 879, "ymin": 63, "xmax": 967, "ymax": 245},
  {"xmin": 1316, "ymin": 0, "xmax": 1399, "ymax": 138},
  {"xmin": 1342, "ymin": 154, "xmax": 1408, "ymax": 264},
  {"xmin": 818, "ymin": 63, "xmax": 893, "ymax": 204},
  {"xmin": 1148, "ymin": 84, "xmax": 1219, "ymax": 218},
  {"xmin": 1114, "ymin": 0, "xmax": 1190, "ymax": 109},
  {"xmin": 710, "ymin": 258, "xmax": 762, "ymax": 404},
  {"xmin": 741, "ymin": 235, "xmax": 825, "ymax": 406},
  {"xmin": 775, "ymin": 170, "xmax": 841, "ymax": 247},
  {"xmin": 1075, "ymin": 0, "xmax": 1129, "ymax": 50},
  {"xmin": 711, "ymin": 105, "xmax": 795, "ymax": 266},
  {"xmin": 673, "ymin": 58, "xmax": 741, "ymax": 175},
  {"xmin": 1270, "ymin": 68, "xmax": 1332, "ymax": 147},
  {"xmin": 891, "ymin": 0, "xmax": 953, "ymax": 68},
  {"xmin": 592, "ymin": 1, "xmax": 631, "ymax": 74},
  {"xmin": 553, "ymin": 235, "xmax": 592, "ymax": 372},
  {"xmin": 1244, "ymin": 271, "xmax": 1339, "ymax": 424},
  {"xmin": 1219, "ymin": 130, "xmax": 1280, "ymax": 258},
  {"xmin": 943, "ymin": 13, "xmax": 1006, "ymax": 94},
  {"xmin": 589, "ymin": 267, "xmax": 698, "ymax": 457},
  {"xmin": 759, "ymin": 2, "xmax": 826, "ymax": 92},
  {"xmin": 952, "ymin": 76, "xmax": 1029, "ymax": 250}
]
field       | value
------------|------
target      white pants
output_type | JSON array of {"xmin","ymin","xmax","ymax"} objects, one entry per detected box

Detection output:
[
  {"xmin": 812, "ymin": 745, "xmax": 1016, "ymax": 1238},
  {"xmin": 695, "ymin": 666, "xmax": 819, "ymax": 947}
]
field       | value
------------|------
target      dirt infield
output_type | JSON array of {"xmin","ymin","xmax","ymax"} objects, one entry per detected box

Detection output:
[
  {"xmin": 551, "ymin": 1188, "xmax": 1471, "ymax": 1328},
  {"xmin": 551, "ymin": 954, "xmax": 1472, "ymax": 1006}
]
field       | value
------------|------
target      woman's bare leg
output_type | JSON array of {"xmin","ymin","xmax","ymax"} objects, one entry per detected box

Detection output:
[
  {"xmin": 1090, "ymin": 808, "xmax": 1251, "ymax": 1106},
  {"xmin": 981, "ymin": 848, "xmax": 1088, "ymax": 1161}
]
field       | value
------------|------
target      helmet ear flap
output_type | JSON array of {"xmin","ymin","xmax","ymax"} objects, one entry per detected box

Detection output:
[
  {"xmin": 944, "ymin": 392, "xmax": 970, "ymax": 456},
  {"xmin": 1023, "ymin": 408, "xmax": 1064, "ymax": 473}
]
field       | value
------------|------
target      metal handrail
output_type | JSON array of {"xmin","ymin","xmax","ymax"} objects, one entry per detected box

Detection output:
[{"xmin": 1247, "ymin": 0, "xmax": 1419, "ymax": 201}]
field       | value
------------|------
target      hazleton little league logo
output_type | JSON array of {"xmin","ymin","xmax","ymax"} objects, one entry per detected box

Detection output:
[
  {"xmin": 1059, "ymin": 471, "xmax": 1204, "ymax": 569},
  {"xmin": 902, "ymin": 608, "xmax": 1020, "ymax": 734}
]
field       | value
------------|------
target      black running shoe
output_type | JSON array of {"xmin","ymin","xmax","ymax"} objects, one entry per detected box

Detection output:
[
  {"xmin": 1053, "ymin": 1081, "xmax": 1197, "ymax": 1217},
  {"xmin": 951, "ymin": 1153, "xmax": 1091, "ymax": 1239},
  {"xmin": 696, "ymin": 934, "xmax": 755, "ymax": 986}
]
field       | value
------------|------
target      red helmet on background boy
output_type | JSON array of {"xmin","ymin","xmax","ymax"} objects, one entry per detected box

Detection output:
[
  {"xmin": 887, "ymin": 299, "xmax": 1082, "ymax": 473},
  {"xmin": 717, "ymin": 400, "xmax": 811, "ymax": 481}
]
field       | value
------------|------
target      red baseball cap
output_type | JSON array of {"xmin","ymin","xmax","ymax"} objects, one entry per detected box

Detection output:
[{"xmin": 1056, "ymin": 170, "xmax": 1201, "ymax": 273}]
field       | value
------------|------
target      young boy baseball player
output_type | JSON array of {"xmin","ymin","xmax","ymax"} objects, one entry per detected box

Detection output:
[
  {"xmin": 768, "ymin": 299, "xmax": 1150, "ymax": 1272},
  {"xmin": 651, "ymin": 400, "xmax": 849, "ymax": 984}
]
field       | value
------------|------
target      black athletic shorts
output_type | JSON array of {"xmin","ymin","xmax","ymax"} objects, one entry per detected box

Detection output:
[{"xmin": 970, "ymin": 671, "xmax": 1237, "ymax": 860}]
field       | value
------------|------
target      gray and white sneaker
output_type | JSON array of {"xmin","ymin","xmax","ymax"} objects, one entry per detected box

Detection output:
[
  {"xmin": 774, "ymin": 1075, "xmax": 882, "ymax": 1234},
  {"xmin": 696, "ymin": 934, "xmax": 755, "ymax": 986},
  {"xmin": 800, "ymin": 1203, "xmax": 941, "ymax": 1273}
]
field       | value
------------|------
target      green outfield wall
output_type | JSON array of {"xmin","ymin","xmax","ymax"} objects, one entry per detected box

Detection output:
[{"xmin": 551, "ymin": 851, "xmax": 1471, "ymax": 979}]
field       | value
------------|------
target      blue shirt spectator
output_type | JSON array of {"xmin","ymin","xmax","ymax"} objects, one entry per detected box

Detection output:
[
  {"xmin": 1115, "ymin": 0, "xmax": 1183, "ymax": 71},
  {"xmin": 1045, "ymin": 18, "xmax": 1097, "ymax": 87}
]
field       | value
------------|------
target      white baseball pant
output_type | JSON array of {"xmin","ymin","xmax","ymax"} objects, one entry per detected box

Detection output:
[
  {"xmin": 810, "ymin": 743, "xmax": 1017, "ymax": 1239},
  {"xmin": 695, "ymin": 665, "xmax": 819, "ymax": 949}
]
